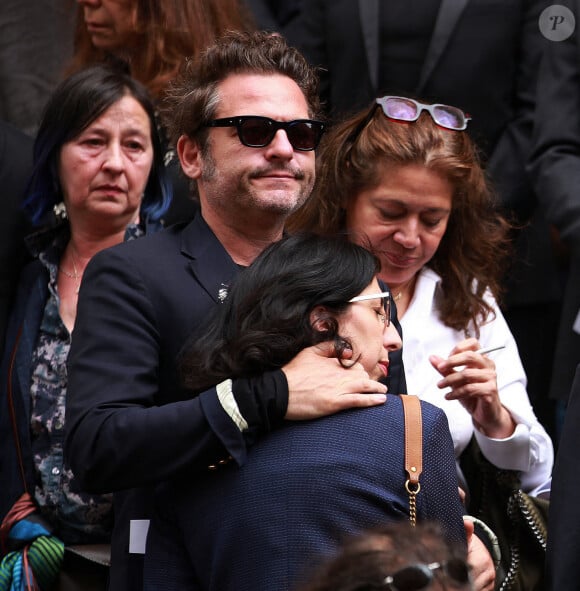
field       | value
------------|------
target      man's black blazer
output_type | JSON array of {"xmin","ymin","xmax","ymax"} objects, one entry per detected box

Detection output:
[
  {"xmin": 529, "ymin": 0, "xmax": 580, "ymax": 404},
  {"xmin": 65, "ymin": 215, "xmax": 248, "ymax": 589},
  {"xmin": 547, "ymin": 365, "xmax": 580, "ymax": 591}
]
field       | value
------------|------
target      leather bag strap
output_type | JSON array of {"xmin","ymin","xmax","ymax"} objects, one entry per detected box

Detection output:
[{"xmin": 400, "ymin": 394, "xmax": 423, "ymax": 525}]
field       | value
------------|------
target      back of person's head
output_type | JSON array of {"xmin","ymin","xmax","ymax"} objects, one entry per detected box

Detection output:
[
  {"xmin": 299, "ymin": 522, "xmax": 472, "ymax": 591},
  {"xmin": 69, "ymin": 0, "xmax": 255, "ymax": 99},
  {"xmin": 24, "ymin": 64, "xmax": 171, "ymax": 226},
  {"xmin": 162, "ymin": 30, "xmax": 321, "ymax": 148},
  {"xmin": 179, "ymin": 233, "xmax": 379, "ymax": 392}
]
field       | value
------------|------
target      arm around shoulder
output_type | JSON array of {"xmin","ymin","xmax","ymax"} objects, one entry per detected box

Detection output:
[{"xmin": 65, "ymin": 246, "xmax": 247, "ymax": 492}]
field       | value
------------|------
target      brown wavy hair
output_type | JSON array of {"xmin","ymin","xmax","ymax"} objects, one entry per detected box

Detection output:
[
  {"xmin": 67, "ymin": 0, "xmax": 255, "ymax": 100},
  {"xmin": 161, "ymin": 30, "xmax": 322, "ymax": 148},
  {"xmin": 287, "ymin": 102, "xmax": 512, "ymax": 335}
]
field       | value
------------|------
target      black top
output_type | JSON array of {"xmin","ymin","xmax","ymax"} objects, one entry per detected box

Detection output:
[{"xmin": 379, "ymin": 0, "xmax": 441, "ymax": 93}]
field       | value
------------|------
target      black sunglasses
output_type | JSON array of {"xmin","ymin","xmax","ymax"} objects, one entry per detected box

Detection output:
[
  {"xmin": 205, "ymin": 116, "xmax": 325, "ymax": 151},
  {"xmin": 382, "ymin": 559, "xmax": 471, "ymax": 591}
]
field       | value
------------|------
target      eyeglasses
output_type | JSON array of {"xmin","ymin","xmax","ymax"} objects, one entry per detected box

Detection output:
[
  {"xmin": 348, "ymin": 96, "xmax": 470, "ymax": 145},
  {"xmin": 382, "ymin": 559, "xmax": 472, "ymax": 591},
  {"xmin": 348, "ymin": 291, "xmax": 391, "ymax": 326},
  {"xmin": 376, "ymin": 96, "xmax": 470, "ymax": 131},
  {"xmin": 204, "ymin": 116, "xmax": 326, "ymax": 151}
]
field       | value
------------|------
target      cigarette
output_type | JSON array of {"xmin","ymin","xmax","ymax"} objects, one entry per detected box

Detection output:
[{"xmin": 476, "ymin": 345, "xmax": 506, "ymax": 356}]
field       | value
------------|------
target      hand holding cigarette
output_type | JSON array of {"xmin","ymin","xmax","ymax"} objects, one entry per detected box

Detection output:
[
  {"xmin": 429, "ymin": 339, "xmax": 515, "ymax": 438},
  {"xmin": 475, "ymin": 345, "xmax": 506, "ymax": 356}
]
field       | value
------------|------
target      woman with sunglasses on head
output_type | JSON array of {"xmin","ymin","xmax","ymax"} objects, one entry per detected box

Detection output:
[
  {"xmin": 287, "ymin": 96, "xmax": 553, "ymax": 542},
  {"xmin": 298, "ymin": 521, "xmax": 473, "ymax": 591},
  {"xmin": 143, "ymin": 233, "xmax": 467, "ymax": 591}
]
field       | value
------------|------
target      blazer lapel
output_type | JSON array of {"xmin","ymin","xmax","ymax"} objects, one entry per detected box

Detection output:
[
  {"xmin": 180, "ymin": 214, "xmax": 239, "ymax": 304},
  {"xmin": 417, "ymin": 0, "xmax": 469, "ymax": 93},
  {"xmin": 358, "ymin": 0, "xmax": 380, "ymax": 92}
]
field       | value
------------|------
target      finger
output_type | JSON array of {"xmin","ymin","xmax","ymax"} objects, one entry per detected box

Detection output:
[
  {"xmin": 332, "ymin": 392, "xmax": 387, "ymax": 410},
  {"xmin": 472, "ymin": 574, "xmax": 495, "ymax": 591},
  {"xmin": 338, "ymin": 377, "xmax": 388, "ymax": 395},
  {"xmin": 343, "ymin": 360, "xmax": 372, "ymax": 374},
  {"xmin": 309, "ymin": 341, "xmax": 339, "ymax": 358},
  {"xmin": 438, "ymin": 367, "xmax": 495, "ymax": 389},
  {"xmin": 285, "ymin": 387, "xmax": 386, "ymax": 420},
  {"xmin": 444, "ymin": 383, "xmax": 496, "ymax": 401},
  {"xmin": 434, "ymin": 350, "xmax": 491, "ymax": 375},
  {"xmin": 429, "ymin": 354, "xmax": 456, "ymax": 377},
  {"xmin": 449, "ymin": 337, "xmax": 480, "ymax": 356},
  {"xmin": 430, "ymin": 352, "xmax": 479, "ymax": 375},
  {"xmin": 477, "ymin": 573, "xmax": 496, "ymax": 591},
  {"xmin": 309, "ymin": 342, "xmax": 356, "ymax": 362}
]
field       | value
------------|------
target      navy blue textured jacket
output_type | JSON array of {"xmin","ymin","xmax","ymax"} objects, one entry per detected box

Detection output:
[{"xmin": 144, "ymin": 394, "xmax": 465, "ymax": 591}]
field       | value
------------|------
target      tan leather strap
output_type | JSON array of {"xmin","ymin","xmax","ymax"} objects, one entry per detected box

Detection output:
[
  {"xmin": 401, "ymin": 394, "xmax": 423, "ymax": 484},
  {"xmin": 400, "ymin": 394, "xmax": 423, "ymax": 525}
]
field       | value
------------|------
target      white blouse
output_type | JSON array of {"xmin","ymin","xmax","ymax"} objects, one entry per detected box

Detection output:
[{"xmin": 400, "ymin": 267, "xmax": 553, "ymax": 496}]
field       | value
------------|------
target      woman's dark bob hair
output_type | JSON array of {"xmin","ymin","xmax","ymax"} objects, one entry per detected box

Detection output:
[
  {"xmin": 24, "ymin": 64, "xmax": 172, "ymax": 225},
  {"xmin": 179, "ymin": 233, "xmax": 382, "ymax": 393}
]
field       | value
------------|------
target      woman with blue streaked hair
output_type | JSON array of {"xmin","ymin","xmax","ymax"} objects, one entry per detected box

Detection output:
[
  {"xmin": 0, "ymin": 64, "xmax": 171, "ymax": 589},
  {"xmin": 25, "ymin": 63, "xmax": 171, "ymax": 227}
]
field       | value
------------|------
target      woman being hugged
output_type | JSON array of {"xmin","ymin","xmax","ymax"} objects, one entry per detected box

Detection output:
[
  {"xmin": 0, "ymin": 64, "xmax": 171, "ymax": 589},
  {"xmin": 287, "ymin": 96, "xmax": 553, "ymax": 497},
  {"xmin": 144, "ymin": 234, "xmax": 466, "ymax": 591}
]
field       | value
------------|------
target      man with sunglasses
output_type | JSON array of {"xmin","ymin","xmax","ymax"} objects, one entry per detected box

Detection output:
[{"xmin": 63, "ymin": 31, "xmax": 393, "ymax": 591}]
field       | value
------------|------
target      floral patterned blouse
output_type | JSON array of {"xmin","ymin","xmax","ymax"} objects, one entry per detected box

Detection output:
[{"xmin": 29, "ymin": 222, "xmax": 143, "ymax": 543}]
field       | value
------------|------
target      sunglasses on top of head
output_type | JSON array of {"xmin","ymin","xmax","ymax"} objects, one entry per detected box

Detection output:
[
  {"xmin": 204, "ymin": 116, "xmax": 326, "ymax": 151},
  {"xmin": 376, "ymin": 96, "xmax": 471, "ymax": 131},
  {"xmin": 347, "ymin": 96, "xmax": 470, "ymax": 145}
]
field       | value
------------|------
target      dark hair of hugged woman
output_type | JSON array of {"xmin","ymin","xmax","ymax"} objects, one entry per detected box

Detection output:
[{"xmin": 179, "ymin": 233, "xmax": 380, "ymax": 392}]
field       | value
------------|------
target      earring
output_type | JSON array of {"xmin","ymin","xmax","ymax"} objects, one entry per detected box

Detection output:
[{"xmin": 53, "ymin": 201, "xmax": 68, "ymax": 220}]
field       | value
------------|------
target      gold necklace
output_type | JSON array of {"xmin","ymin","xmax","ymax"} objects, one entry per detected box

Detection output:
[
  {"xmin": 59, "ymin": 245, "xmax": 83, "ymax": 294},
  {"xmin": 59, "ymin": 266, "xmax": 79, "ymax": 280},
  {"xmin": 392, "ymin": 278, "xmax": 416, "ymax": 303}
]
